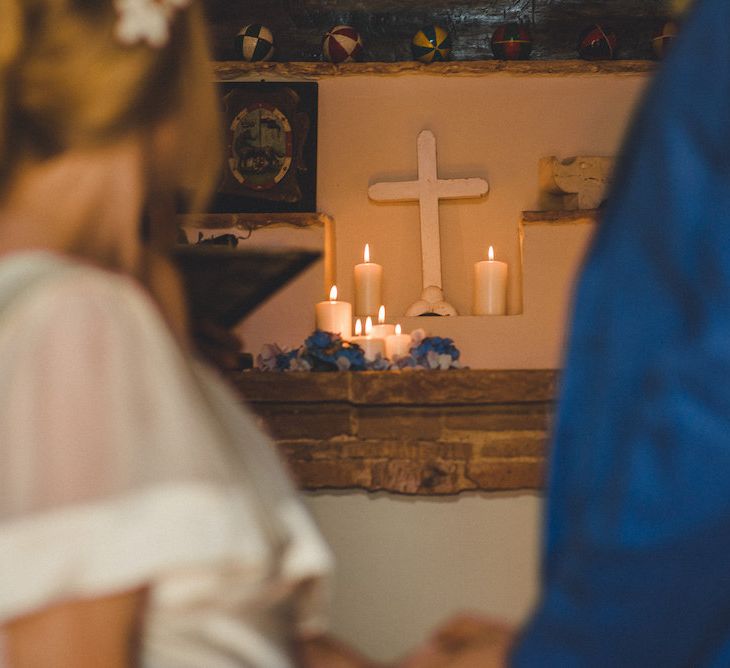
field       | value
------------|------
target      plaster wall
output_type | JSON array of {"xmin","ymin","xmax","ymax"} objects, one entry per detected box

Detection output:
[{"xmin": 238, "ymin": 72, "xmax": 649, "ymax": 368}]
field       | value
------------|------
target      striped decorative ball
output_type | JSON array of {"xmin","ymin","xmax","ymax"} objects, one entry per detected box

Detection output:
[
  {"xmin": 652, "ymin": 21, "xmax": 678, "ymax": 59},
  {"xmin": 322, "ymin": 25, "xmax": 364, "ymax": 63},
  {"xmin": 411, "ymin": 25, "xmax": 452, "ymax": 63},
  {"xmin": 235, "ymin": 24, "xmax": 275, "ymax": 62},
  {"xmin": 577, "ymin": 24, "xmax": 618, "ymax": 60},
  {"xmin": 490, "ymin": 22, "xmax": 533, "ymax": 60}
]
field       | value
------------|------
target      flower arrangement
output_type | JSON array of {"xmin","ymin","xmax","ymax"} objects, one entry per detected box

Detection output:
[{"xmin": 257, "ymin": 328, "xmax": 462, "ymax": 372}]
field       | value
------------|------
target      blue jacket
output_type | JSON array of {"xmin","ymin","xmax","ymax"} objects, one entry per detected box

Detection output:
[{"xmin": 513, "ymin": 1, "xmax": 730, "ymax": 665}]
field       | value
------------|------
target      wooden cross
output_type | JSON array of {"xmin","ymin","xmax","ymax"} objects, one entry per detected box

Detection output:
[{"xmin": 368, "ymin": 130, "xmax": 489, "ymax": 303}]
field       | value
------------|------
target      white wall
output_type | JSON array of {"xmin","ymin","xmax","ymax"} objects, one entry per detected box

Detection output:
[
  {"xmin": 305, "ymin": 491, "xmax": 543, "ymax": 662},
  {"xmin": 237, "ymin": 72, "xmax": 648, "ymax": 368},
  {"xmin": 318, "ymin": 74, "xmax": 646, "ymax": 321}
]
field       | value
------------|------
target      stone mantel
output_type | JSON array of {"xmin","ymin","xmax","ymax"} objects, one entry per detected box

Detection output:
[{"xmin": 235, "ymin": 369, "xmax": 557, "ymax": 496}]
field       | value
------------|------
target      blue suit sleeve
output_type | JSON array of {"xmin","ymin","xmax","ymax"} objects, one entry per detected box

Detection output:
[{"xmin": 512, "ymin": 1, "xmax": 730, "ymax": 665}]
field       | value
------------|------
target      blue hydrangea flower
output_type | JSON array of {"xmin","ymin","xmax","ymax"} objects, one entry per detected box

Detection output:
[
  {"xmin": 305, "ymin": 330, "xmax": 339, "ymax": 350},
  {"xmin": 259, "ymin": 329, "xmax": 462, "ymax": 372},
  {"xmin": 412, "ymin": 336, "xmax": 460, "ymax": 364},
  {"xmin": 277, "ymin": 349, "xmax": 300, "ymax": 371},
  {"xmin": 336, "ymin": 343, "xmax": 367, "ymax": 371}
]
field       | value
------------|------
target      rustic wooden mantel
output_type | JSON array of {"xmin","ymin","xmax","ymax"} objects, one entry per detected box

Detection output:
[{"xmin": 235, "ymin": 369, "xmax": 557, "ymax": 496}]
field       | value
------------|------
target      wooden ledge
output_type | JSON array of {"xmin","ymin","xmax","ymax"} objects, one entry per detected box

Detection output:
[
  {"xmin": 179, "ymin": 212, "xmax": 332, "ymax": 229},
  {"xmin": 236, "ymin": 369, "xmax": 557, "ymax": 495},
  {"xmin": 522, "ymin": 209, "xmax": 601, "ymax": 225},
  {"xmin": 236, "ymin": 369, "xmax": 557, "ymax": 405},
  {"xmin": 215, "ymin": 60, "xmax": 657, "ymax": 81}
]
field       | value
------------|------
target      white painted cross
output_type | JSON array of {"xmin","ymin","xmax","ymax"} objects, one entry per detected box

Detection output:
[{"xmin": 368, "ymin": 130, "xmax": 489, "ymax": 314}]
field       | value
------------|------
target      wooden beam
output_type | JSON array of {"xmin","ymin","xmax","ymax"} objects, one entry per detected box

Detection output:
[
  {"xmin": 205, "ymin": 0, "xmax": 673, "ymax": 62},
  {"xmin": 214, "ymin": 59, "xmax": 657, "ymax": 80}
]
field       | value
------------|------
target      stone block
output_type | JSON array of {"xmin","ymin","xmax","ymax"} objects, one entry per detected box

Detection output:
[
  {"xmin": 236, "ymin": 371, "xmax": 350, "ymax": 403},
  {"xmin": 466, "ymin": 458, "xmax": 545, "ymax": 491},
  {"xmin": 441, "ymin": 430, "xmax": 547, "ymax": 458},
  {"xmin": 350, "ymin": 369, "xmax": 558, "ymax": 405},
  {"xmin": 370, "ymin": 458, "xmax": 477, "ymax": 495},
  {"xmin": 253, "ymin": 403, "xmax": 353, "ymax": 439},
  {"xmin": 356, "ymin": 406, "xmax": 443, "ymax": 440},
  {"xmin": 441, "ymin": 404, "xmax": 551, "ymax": 432},
  {"xmin": 290, "ymin": 458, "xmax": 375, "ymax": 491},
  {"xmin": 338, "ymin": 439, "xmax": 473, "ymax": 461}
]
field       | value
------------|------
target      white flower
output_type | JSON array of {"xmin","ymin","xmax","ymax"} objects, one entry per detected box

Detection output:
[
  {"xmin": 114, "ymin": 0, "xmax": 191, "ymax": 48},
  {"xmin": 437, "ymin": 354, "xmax": 453, "ymax": 371}
]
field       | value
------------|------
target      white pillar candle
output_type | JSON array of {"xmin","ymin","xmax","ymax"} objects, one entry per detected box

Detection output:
[
  {"xmin": 370, "ymin": 305, "xmax": 396, "ymax": 339},
  {"xmin": 385, "ymin": 323, "xmax": 412, "ymax": 360},
  {"xmin": 351, "ymin": 316, "xmax": 385, "ymax": 361},
  {"xmin": 315, "ymin": 285, "xmax": 353, "ymax": 338},
  {"xmin": 473, "ymin": 245, "xmax": 508, "ymax": 316},
  {"xmin": 354, "ymin": 243, "xmax": 383, "ymax": 317}
]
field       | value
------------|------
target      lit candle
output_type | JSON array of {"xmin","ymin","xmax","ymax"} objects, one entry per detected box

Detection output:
[
  {"xmin": 315, "ymin": 285, "xmax": 353, "ymax": 338},
  {"xmin": 354, "ymin": 243, "xmax": 383, "ymax": 317},
  {"xmin": 385, "ymin": 323, "xmax": 412, "ymax": 360},
  {"xmin": 473, "ymin": 245, "xmax": 508, "ymax": 316},
  {"xmin": 370, "ymin": 305, "xmax": 396, "ymax": 339},
  {"xmin": 351, "ymin": 315, "xmax": 385, "ymax": 361},
  {"xmin": 350, "ymin": 318, "xmax": 367, "ymax": 348}
]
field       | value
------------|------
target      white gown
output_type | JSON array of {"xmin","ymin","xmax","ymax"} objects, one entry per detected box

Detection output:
[{"xmin": 0, "ymin": 252, "xmax": 332, "ymax": 667}]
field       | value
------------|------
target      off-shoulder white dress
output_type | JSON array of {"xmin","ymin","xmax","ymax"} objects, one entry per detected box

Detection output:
[{"xmin": 0, "ymin": 252, "xmax": 332, "ymax": 667}]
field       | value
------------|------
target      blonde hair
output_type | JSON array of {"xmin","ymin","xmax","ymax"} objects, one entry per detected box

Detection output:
[{"xmin": 0, "ymin": 0, "xmax": 220, "ymax": 209}]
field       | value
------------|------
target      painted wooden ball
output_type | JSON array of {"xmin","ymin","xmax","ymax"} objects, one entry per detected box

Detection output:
[
  {"xmin": 322, "ymin": 25, "xmax": 364, "ymax": 63},
  {"xmin": 652, "ymin": 21, "xmax": 679, "ymax": 59},
  {"xmin": 411, "ymin": 25, "xmax": 452, "ymax": 63},
  {"xmin": 490, "ymin": 22, "xmax": 533, "ymax": 60},
  {"xmin": 235, "ymin": 24, "xmax": 275, "ymax": 62},
  {"xmin": 577, "ymin": 24, "xmax": 618, "ymax": 60}
]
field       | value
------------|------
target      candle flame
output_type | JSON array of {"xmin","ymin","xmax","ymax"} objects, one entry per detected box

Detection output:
[
  {"xmin": 355, "ymin": 318, "xmax": 362, "ymax": 336},
  {"xmin": 329, "ymin": 285, "xmax": 338, "ymax": 301},
  {"xmin": 378, "ymin": 305, "xmax": 386, "ymax": 324},
  {"xmin": 395, "ymin": 323, "xmax": 402, "ymax": 336},
  {"xmin": 365, "ymin": 316, "xmax": 373, "ymax": 336},
  {"xmin": 488, "ymin": 245, "xmax": 495, "ymax": 261},
  {"xmin": 364, "ymin": 243, "xmax": 371, "ymax": 263}
]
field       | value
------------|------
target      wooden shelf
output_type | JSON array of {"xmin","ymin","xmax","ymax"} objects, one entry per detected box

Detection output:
[
  {"xmin": 522, "ymin": 209, "xmax": 601, "ymax": 225},
  {"xmin": 214, "ymin": 59, "xmax": 657, "ymax": 81},
  {"xmin": 236, "ymin": 369, "xmax": 556, "ymax": 495}
]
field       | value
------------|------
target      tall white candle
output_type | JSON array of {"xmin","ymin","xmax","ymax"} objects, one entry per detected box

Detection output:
[
  {"xmin": 315, "ymin": 285, "xmax": 353, "ymax": 338},
  {"xmin": 473, "ymin": 245, "xmax": 508, "ymax": 316},
  {"xmin": 354, "ymin": 243, "xmax": 383, "ymax": 317},
  {"xmin": 370, "ymin": 305, "xmax": 396, "ymax": 339},
  {"xmin": 385, "ymin": 323, "xmax": 412, "ymax": 360}
]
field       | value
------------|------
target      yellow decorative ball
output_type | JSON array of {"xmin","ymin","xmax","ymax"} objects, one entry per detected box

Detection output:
[{"xmin": 411, "ymin": 25, "xmax": 452, "ymax": 63}]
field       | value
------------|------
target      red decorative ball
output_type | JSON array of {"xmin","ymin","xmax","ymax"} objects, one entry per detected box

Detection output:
[
  {"xmin": 491, "ymin": 22, "xmax": 533, "ymax": 60},
  {"xmin": 322, "ymin": 25, "xmax": 364, "ymax": 63},
  {"xmin": 652, "ymin": 21, "xmax": 678, "ymax": 60},
  {"xmin": 577, "ymin": 24, "xmax": 617, "ymax": 60}
]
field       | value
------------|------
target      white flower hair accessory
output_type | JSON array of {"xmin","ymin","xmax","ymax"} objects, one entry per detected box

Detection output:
[{"xmin": 115, "ymin": 0, "xmax": 191, "ymax": 48}]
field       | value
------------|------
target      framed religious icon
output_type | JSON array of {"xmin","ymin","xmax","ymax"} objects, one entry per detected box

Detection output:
[{"xmin": 210, "ymin": 82, "xmax": 318, "ymax": 214}]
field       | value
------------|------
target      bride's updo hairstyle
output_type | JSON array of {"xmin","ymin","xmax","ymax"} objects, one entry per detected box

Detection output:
[{"xmin": 0, "ymin": 0, "xmax": 220, "ymax": 207}]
